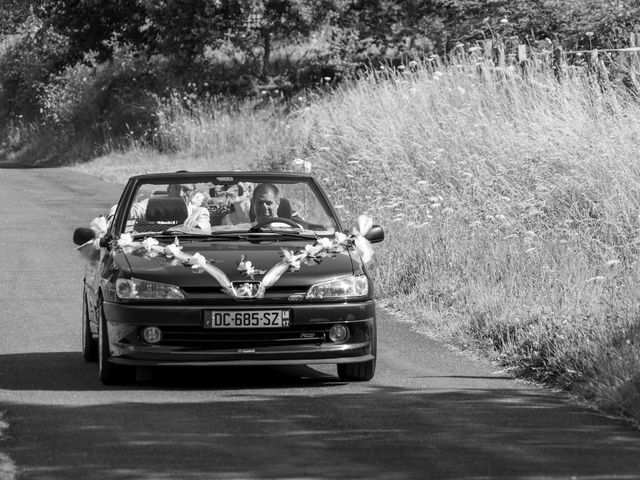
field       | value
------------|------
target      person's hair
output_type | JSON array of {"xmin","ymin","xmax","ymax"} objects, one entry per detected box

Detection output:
[
  {"xmin": 252, "ymin": 183, "xmax": 279, "ymax": 202},
  {"xmin": 168, "ymin": 183, "xmax": 195, "ymax": 192}
]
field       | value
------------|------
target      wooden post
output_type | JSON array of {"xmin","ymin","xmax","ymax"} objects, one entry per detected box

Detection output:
[
  {"xmin": 483, "ymin": 40, "xmax": 493, "ymax": 60},
  {"xmin": 552, "ymin": 46, "xmax": 563, "ymax": 82},
  {"xmin": 631, "ymin": 28, "xmax": 640, "ymax": 73},
  {"xmin": 518, "ymin": 44, "xmax": 527, "ymax": 63}
]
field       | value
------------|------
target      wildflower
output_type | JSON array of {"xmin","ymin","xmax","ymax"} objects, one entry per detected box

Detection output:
[
  {"xmin": 292, "ymin": 158, "xmax": 312, "ymax": 172},
  {"xmin": 586, "ymin": 276, "xmax": 606, "ymax": 283},
  {"xmin": 500, "ymin": 18, "xmax": 508, "ymax": 24}
]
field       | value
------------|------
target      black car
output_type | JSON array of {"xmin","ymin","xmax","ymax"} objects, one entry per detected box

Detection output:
[{"xmin": 73, "ymin": 171, "xmax": 384, "ymax": 384}]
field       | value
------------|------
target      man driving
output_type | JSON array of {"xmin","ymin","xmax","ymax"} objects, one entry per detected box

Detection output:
[
  {"xmin": 252, "ymin": 183, "xmax": 280, "ymax": 222},
  {"xmin": 221, "ymin": 182, "xmax": 281, "ymax": 226}
]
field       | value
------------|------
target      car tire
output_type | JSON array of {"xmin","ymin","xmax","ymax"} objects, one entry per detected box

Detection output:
[
  {"xmin": 82, "ymin": 290, "xmax": 98, "ymax": 362},
  {"xmin": 98, "ymin": 297, "xmax": 135, "ymax": 385},
  {"xmin": 337, "ymin": 359, "xmax": 376, "ymax": 381}
]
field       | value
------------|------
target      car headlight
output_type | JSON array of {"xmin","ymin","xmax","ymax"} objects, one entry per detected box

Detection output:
[
  {"xmin": 116, "ymin": 278, "xmax": 185, "ymax": 301},
  {"xmin": 306, "ymin": 275, "xmax": 369, "ymax": 300}
]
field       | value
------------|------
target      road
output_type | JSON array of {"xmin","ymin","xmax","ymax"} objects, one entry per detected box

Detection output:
[{"xmin": 1, "ymin": 167, "xmax": 639, "ymax": 480}]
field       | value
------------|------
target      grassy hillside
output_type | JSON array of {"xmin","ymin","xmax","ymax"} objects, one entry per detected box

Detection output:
[{"xmin": 72, "ymin": 58, "xmax": 640, "ymax": 421}]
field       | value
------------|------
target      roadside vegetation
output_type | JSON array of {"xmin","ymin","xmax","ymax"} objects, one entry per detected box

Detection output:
[
  {"xmin": 72, "ymin": 55, "xmax": 640, "ymax": 422},
  {"xmin": 3, "ymin": 1, "xmax": 640, "ymax": 422}
]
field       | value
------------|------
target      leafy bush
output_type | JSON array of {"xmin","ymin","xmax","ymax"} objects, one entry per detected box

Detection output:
[
  {"xmin": 0, "ymin": 13, "xmax": 69, "ymax": 126},
  {"xmin": 40, "ymin": 44, "xmax": 171, "ymax": 150}
]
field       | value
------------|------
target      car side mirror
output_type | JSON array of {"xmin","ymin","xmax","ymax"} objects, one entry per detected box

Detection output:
[
  {"xmin": 365, "ymin": 225, "xmax": 384, "ymax": 243},
  {"xmin": 73, "ymin": 228, "xmax": 112, "ymax": 248},
  {"xmin": 73, "ymin": 227, "xmax": 95, "ymax": 246}
]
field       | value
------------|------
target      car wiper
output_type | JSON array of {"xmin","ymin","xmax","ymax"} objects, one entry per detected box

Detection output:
[
  {"xmin": 246, "ymin": 230, "xmax": 318, "ymax": 240},
  {"xmin": 131, "ymin": 232, "xmax": 178, "ymax": 240}
]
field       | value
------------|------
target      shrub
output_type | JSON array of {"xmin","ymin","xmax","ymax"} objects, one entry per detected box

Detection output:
[
  {"xmin": 40, "ymin": 44, "xmax": 171, "ymax": 152},
  {"xmin": 0, "ymin": 13, "xmax": 69, "ymax": 127}
]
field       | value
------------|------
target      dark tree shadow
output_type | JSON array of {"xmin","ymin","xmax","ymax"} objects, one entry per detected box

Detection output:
[{"xmin": 2, "ymin": 352, "xmax": 640, "ymax": 479}]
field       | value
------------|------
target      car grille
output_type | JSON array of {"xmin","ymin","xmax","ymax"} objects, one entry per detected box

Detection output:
[{"xmin": 156, "ymin": 325, "xmax": 327, "ymax": 349}]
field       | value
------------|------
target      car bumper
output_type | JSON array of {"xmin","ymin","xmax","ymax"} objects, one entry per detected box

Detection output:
[{"xmin": 102, "ymin": 300, "xmax": 376, "ymax": 367}]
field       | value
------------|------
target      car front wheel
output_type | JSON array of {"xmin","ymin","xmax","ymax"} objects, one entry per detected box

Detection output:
[
  {"xmin": 337, "ymin": 359, "xmax": 376, "ymax": 381},
  {"xmin": 82, "ymin": 290, "xmax": 98, "ymax": 362},
  {"xmin": 98, "ymin": 297, "xmax": 135, "ymax": 385}
]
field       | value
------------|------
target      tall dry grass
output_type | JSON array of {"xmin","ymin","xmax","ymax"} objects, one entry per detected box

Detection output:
[
  {"xmin": 290, "ymin": 60, "xmax": 640, "ymax": 419},
  {"xmin": 71, "ymin": 57, "xmax": 640, "ymax": 420}
]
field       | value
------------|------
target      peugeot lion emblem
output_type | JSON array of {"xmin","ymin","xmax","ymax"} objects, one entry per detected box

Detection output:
[{"xmin": 233, "ymin": 282, "xmax": 261, "ymax": 298}]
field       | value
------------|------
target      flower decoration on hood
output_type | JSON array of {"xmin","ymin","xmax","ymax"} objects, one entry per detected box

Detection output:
[
  {"xmin": 237, "ymin": 255, "xmax": 266, "ymax": 279},
  {"xmin": 185, "ymin": 252, "xmax": 207, "ymax": 270},
  {"xmin": 141, "ymin": 237, "xmax": 160, "ymax": 256},
  {"xmin": 78, "ymin": 215, "xmax": 378, "ymax": 300}
]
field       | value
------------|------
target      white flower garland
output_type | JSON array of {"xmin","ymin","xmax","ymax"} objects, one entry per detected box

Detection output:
[{"xmin": 80, "ymin": 215, "xmax": 376, "ymax": 299}]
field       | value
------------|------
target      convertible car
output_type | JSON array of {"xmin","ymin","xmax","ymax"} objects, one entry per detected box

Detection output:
[{"xmin": 73, "ymin": 171, "xmax": 384, "ymax": 384}]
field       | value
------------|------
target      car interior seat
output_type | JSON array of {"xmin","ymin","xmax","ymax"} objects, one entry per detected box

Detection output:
[
  {"xmin": 145, "ymin": 196, "xmax": 189, "ymax": 223},
  {"xmin": 133, "ymin": 196, "xmax": 188, "ymax": 232}
]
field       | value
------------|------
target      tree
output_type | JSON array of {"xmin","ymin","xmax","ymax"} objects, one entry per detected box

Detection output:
[{"xmin": 238, "ymin": 0, "xmax": 338, "ymax": 78}]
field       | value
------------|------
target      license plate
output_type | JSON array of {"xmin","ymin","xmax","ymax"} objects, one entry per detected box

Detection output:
[{"xmin": 203, "ymin": 310, "xmax": 290, "ymax": 328}]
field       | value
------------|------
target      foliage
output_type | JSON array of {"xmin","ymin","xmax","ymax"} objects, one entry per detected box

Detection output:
[
  {"xmin": 4, "ymin": 0, "xmax": 640, "ymax": 162},
  {"xmin": 0, "ymin": 0, "xmax": 43, "ymax": 34},
  {"xmin": 40, "ymin": 44, "xmax": 171, "ymax": 151},
  {"xmin": 0, "ymin": 13, "xmax": 69, "ymax": 125}
]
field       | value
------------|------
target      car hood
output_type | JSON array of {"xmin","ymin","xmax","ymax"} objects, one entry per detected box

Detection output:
[{"xmin": 118, "ymin": 239, "xmax": 361, "ymax": 288}]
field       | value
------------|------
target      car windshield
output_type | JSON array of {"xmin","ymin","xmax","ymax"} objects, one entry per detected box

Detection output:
[{"xmin": 118, "ymin": 175, "xmax": 338, "ymax": 237}]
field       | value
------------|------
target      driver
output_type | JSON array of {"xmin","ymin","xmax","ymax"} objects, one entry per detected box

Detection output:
[
  {"xmin": 252, "ymin": 183, "xmax": 280, "ymax": 222},
  {"xmin": 221, "ymin": 183, "xmax": 280, "ymax": 226}
]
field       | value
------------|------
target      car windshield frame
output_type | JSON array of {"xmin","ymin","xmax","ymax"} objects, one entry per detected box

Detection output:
[{"xmin": 109, "ymin": 171, "xmax": 344, "ymax": 238}]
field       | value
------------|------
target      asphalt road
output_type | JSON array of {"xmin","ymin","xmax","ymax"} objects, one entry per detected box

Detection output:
[{"xmin": 1, "ymin": 168, "xmax": 640, "ymax": 480}]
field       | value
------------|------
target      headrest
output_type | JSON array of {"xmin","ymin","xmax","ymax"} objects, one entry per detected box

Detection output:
[
  {"xmin": 145, "ymin": 196, "xmax": 188, "ymax": 222},
  {"xmin": 249, "ymin": 198, "xmax": 292, "ymax": 221}
]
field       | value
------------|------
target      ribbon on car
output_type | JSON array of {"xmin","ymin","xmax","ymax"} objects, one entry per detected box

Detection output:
[
  {"xmin": 79, "ymin": 215, "xmax": 378, "ymax": 299},
  {"xmin": 351, "ymin": 215, "xmax": 374, "ymax": 265},
  {"xmin": 118, "ymin": 235, "xmax": 237, "ymax": 297}
]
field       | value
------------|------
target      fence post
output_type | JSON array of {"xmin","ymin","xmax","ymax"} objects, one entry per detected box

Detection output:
[
  {"xmin": 552, "ymin": 46, "xmax": 563, "ymax": 82},
  {"xmin": 631, "ymin": 28, "xmax": 640, "ymax": 73},
  {"xmin": 483, "ymin": 40, "xmax": 493, "ymax": 60}
]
